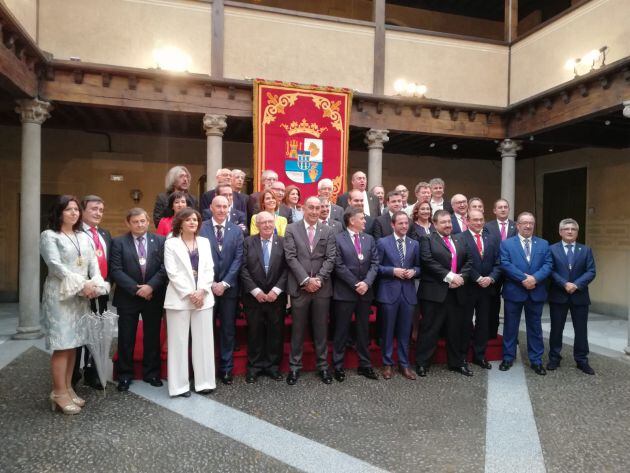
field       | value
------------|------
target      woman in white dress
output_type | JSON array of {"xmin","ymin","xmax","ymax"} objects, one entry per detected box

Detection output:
[
  {"xmin": 40, "ymin": 195, "xmax": 109, "ymax": 414},
  {"xmin": 163, "ymin": 208, "xmax": 216, "ymax": 397}
]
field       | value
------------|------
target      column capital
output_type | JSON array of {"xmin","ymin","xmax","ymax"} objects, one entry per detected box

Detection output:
[
  {"xmin": 365, "ymin": 129, "xmax": 389, "ymax": 149},
  {"xmin": 497, "ymin": 138, "xmax": 522, "ymax": 158},
  {"xmin": 203, "ymin": 114, "xmax": 227, "ymax": 137},
  {"xmin": 15, "ymin": 98, "xmax": 52, "ymax": 125}
]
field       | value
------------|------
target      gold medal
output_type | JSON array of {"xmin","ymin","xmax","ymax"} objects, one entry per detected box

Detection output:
[
  {"xmin": 358, "ymin": 253, "xmax": 364, "ymax": 261},
  {"xmin": 76, "ymin": 256, "xmax": 84, "ymax": 267},
  {"xmin": 95, "ymin": 249, "xmax": 103, "ymax": 258},
  {"xmin": 139, "ymin": 257, "xmax": 146, "ymax": 266}
]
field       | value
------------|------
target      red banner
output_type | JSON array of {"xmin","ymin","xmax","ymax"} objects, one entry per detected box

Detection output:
[{"xmin": 253, "ymin": 80, "xmax": 352, "ymax": 202}]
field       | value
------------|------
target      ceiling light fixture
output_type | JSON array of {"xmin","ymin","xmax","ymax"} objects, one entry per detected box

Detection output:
[{"xmin": 393, "ymin": 79, "xmax": 428, "ymax": 98}]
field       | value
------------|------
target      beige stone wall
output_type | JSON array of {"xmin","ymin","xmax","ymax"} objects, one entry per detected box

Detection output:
[
  {"xmin": 510, "ymin": 0, "xmax": 630, "ymax": 104},
  {"xmin": 2, "ymin": 0, "xmax": 37, "ymax": 40},
  {"xmin": 223, "ymin": 6, "xmax": 374, "ymax": 92},
  {"xmin": 37, "ymin": 0, "xmax": 211, "ymax": 74},
  {"xmin": 531, "ymin": 148, "xmax": 630, "ymax": 316},
  {"xmin": 384, "ymin": 31, "xmax": 509, "ymax": 106}
]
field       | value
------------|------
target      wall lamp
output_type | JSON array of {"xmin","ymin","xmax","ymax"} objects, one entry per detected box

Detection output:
[
  {"xmin": 393, "ymin": 79, "xmax": 428, "ymax": 98},
  {"xmin": 564, "ymin": 46, "xmax": 608, "ymax": 78}
]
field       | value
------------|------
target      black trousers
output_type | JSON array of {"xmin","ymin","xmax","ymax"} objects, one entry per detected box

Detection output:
[
  {"xmin": 245, "ymin": 296, "xmax": 285, "ymax": 374},
  {"xmin": 332, "ymin": 300, "xmax": 372, "ymax": 369},
  {"xmin": 488, "ymin": 285, "xmax": 503, "ymax": 339},
  {"xmin": 73, "ymin": 295, "xmax": 109, "ymax": 381},
  {"xmin": 289, "ymin": 293, "xmax": 330, "ymax": 371},
  {"xmin": 117, "ymin": 305, "xmax": 162, "ymax": 381},
  {"xmin": 462, "ymin": 287, "xmax": 491, "ymax": 361},
  {"xmin": 416, "ymin": 292, "xmax": 466, "ymax": 369}
]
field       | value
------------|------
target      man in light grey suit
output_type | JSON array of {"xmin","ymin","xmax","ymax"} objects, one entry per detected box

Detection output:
[
  {"xmin": 284, "ymin": 196, "xmax": 337, "ymax": 385},
  {"xmin": 318, "ymin": 178, "xmax": 343, "ymax": 223}
]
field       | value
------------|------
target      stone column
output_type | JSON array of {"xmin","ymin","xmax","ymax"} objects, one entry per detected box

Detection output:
[
  {"xmin": 624, "ymin": 101, "xmax": 630, "ymax": 357},
  {"xmin": 365, "ymin": 129, "xmax": 389, "ymax": 189},
  {"xmin": 498, "ymin": 138, "xmax": 521, "ymax": 220},
  {"xmin": 13, "ymin": 98, "xmax": 51, "ymax": 340},
  {"xmin": 203, "ymin": 114, "xmax": 227, "ymax": 191}
]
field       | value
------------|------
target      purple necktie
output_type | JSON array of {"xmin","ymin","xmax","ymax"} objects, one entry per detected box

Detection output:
[
  {"xmin": 443, "ymin": 236, "xmax": 457, "ymax": 272},
  {"xmin": 500, "ymin": 222, "xmax": 507, "ymax": 241},
  {"xmin": 353, "ymin": 233, "xmax": 362, "ymax": 255},
  {"xmin": 137, "ymin": 236, "xmax": 146, "ymax": 279}
]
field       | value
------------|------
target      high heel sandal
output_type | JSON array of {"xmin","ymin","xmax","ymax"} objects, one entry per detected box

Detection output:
[
  {"xmin": 49, "ymin": 392, "xmax": 81, "ymax": 415},
  {"xmin": 67, "ymin": 387, "xmax": 86, "ymax": 407}
]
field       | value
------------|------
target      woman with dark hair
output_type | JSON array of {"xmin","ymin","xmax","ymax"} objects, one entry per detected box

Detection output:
[
  {"xmin": 250, "ymin": 189, "xmax": 287, "ymax": 236},
  {"xmin": 156, "ymin": 191, "xmax": 190, "ymax": 236},
  {"xmin": 408, "ymin": 201, "xmax": 434, "ymax": 241},
  {"xmin": 40, "ymin": 195, "xmax": 109, "ymax": 414},
  {"xmin": 163, "ymin": 208, "xmax": 216, "ymax": 397},
  {"xmin": 284, "ymin": 185, "xmax": 303, "ymax": 223}
]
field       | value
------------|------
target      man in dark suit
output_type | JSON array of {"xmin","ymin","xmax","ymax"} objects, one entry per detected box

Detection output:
[
  {"xmin": 376, "ymin": 211, "xmax": 421, "ymax": 380},
  {"xmin": 284, "ymin": 196, "xmax": 336, "ymax": 385},
  {"xmin": 450, "ymin": 194, "xmax": 468, "ymax": 234},
  {"xmin": 332, "ymin": 207, "xmax": 380, "ymax": 381},
  {"xmin": 461, "ymin": 210, "xmax": 501, "ymax": 369},
  {"xmin": 199, "ymin": 168, "xmax": 235, "ymax": 214},
  {"xmin": 271, "ymin": 181, "xmax": 293, "ymax": 224},
  {"xmin": 74, "ymin": 195, "xmax": 112, "ymax": 390},
  {"xmin": 199, "ymin": 195, "xmax": 244, "ymax": 385},
  {"xmin": 373, "ymin": 190, "xmax": 404, "ymax": 239},
  {"xmin": 230, "ymin": 168, "xmax": 249, "ymax": 216},
  {"xmin": 247, "ymin": 169, "xmax": 278, "ymax": 219},
  {"xmin": 240, "ymin": 211, "xmax": 288, "ymax": 383},
  {"xmin": 343, "ymin": 189, "xmax": 375, "ymax": 235},
  {"xmin": 499, "ymin": 212, "xmax": 553, "ymax": 375},
  {"xmin": 337, "ymin": 171, "xmax": 381, "ymax": 217},
  {"xmin": 429, "ymin": 177, "xmax": 453, "ymax": 214},
  {"xmin": 319, "ymin": 198, "xmax": 343, "ymax": 234},
  {"xmin": 416, "ymin": 209, "xmax": 473, "ymax": 377},
  {"xmin": 547, "ymin": 218, "xmax": 596, "ymax": 375},
  {"xmin": 153, "ymin": 165, "xmax": 197, "ymax": 227},
  {"xmin": 317, "ymin": 178, "xmax": 344, "ymax": 222},
  {"xmin": 110, "ymin": 208, "xmax": 168, "ymax": 392},
  {"xmin": 484, "ymin": 198, "xmax": 517, "ymax": 339},
  {"xmin": 202, "ymin": 183, "xmax": 248, "ymax": 235}
]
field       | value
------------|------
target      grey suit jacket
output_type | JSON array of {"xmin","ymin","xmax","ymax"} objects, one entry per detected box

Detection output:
[
  {"xmin": 283, "ymin": 221, "xmax": 336, "ymax": 298},
  {"xmin": 330, "ymin": 203, "xmax": 344, "ymax": 223}
]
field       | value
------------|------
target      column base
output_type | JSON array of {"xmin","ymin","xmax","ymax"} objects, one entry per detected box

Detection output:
[
  {"xmin": 624, "ymin": 346, "xmax": 630, "ymax": 357},
  {"xmin": 12, "ymin": 326, "xmax": 44, "ymax": 340}
]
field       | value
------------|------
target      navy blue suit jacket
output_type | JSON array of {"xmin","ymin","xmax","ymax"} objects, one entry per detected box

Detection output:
[
  {"xmin": 200, "ymin": 189, "xmax": 248, "ymax": 216},
  {"xmin": 461, "ymin": 231, "xmax": 502, "ymax": 295},
  {"xmin": 199, "ymin": 220, "xmax": 244, "ymax": 299},
  {"xmin": 484, "ymin": 219, "xmax": 517, "ymax": 243},
  {"xmin": 450, "ymin": 214, "xmax": 467, "ymax": 234},
  {"xmin": 500, "ymin": 236, "xmax": 552, "ymax": 303},
  {"xmin": 548, "ymin": 241, "xmax": 596, "ymax": 305},
  {"xmin": 376, "ymin": 234, "xmax": 421, "ymax": 305},
  {"xmin": 333, "ymin": 231, "xmax": 379, "ymax": 302},
  {"xmin": 110, "ymin": 232, "xmax": 167, "ymax": 311}
]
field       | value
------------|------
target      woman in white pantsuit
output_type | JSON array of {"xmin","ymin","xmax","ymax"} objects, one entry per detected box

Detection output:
[{"xmin": 163, "ymin": 208, "xmax": 216, "ymax": 397}]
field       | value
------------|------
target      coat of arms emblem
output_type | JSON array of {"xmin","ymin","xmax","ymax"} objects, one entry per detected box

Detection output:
[{"xmin": 281, "ymin": 119, "xmax": 327, "ymax": 184}]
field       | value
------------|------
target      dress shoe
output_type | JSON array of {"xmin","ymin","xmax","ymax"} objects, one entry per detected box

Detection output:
[
  {"xmin": 143, "ymin": 377, "xmax": 163, "ymax": 387},
  {"xmin": 245, "ymin": 373, "xmax": 257, "ymax": 384},
  {"xmin": 286, "ymin": 370, "xmax": 299, "ymax": 386},
  {"xmin": 531, "ymin": 364, "xmax": 547, "ymax": 376},
  {"xmin": 319, "ymin": 369, "xmax": 333, "ymax": 384},
  {"xmin": 415, "ymin": 365, "xmax": 428, "ymax": 377},
  {"xmin": 266, "ymin": 370, "xmax": 284, "ymax": 381},
  {"xmin": 472, "ymin": 358, "xmax": 492, "ymax": 370},
  {"xmin": 333, "ymin": 368, "xmax": 346, "ymax": 382},
  {"xmin": 399, "ymin": 367, "xmax": 417, "ymax": 380},
  {"xmin": 499, "ymin": 360, "xmax": 513, "ymax": 371},
  {"xmin": 382, "ymin": 366, "xmax": 393, "ymax": 380},
  {"xmin": 177, "ymin": 391, "xmax": 191, "ymax": 398},
  {"xmin": 117, "ymin": 379, "xmax": 131, "ymax": 392},
  {"xmin": 198, "ymin": 389, "xmax": 214, "ymax": 394},
  {"xmin": 84, "ymin": 370, "xmax": 104, "ymax": 390},
  {"xmin": 219, "ymin": 371, "xmax": 234, "ymax": 385},
  {"xmin": 357, "ymin": 367, "xmax": 379, "ymax": 380},
  {"xmin": 577, "ymin": 362, "xmax": 595, "ymax": 375},
  {"xmin": 449, "ymin": 365, "xmax": 473, "ymax": 377},
  {"xmin": 546, "ymin": 359, "xmax": 560, "ymax": 370}
]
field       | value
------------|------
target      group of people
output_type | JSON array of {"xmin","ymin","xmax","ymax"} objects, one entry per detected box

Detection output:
[{"xmin": 40, "ymin": 165, "xmax": 596, "ymax": 415}]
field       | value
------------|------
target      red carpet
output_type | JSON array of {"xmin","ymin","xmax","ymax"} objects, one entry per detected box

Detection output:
[{"xmin": 114, "ymin": 308, "xmax": 503, "ymax": 379}]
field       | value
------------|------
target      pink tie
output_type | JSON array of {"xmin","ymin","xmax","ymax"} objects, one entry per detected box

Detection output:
[
  {"xmin": 307, "ymin": 226, "xmax": 315, "ymax": 247},
  {"xmin": 460, "ymin": 217, "xmax": 467, "ymax": 231},
  {"xmin": 443, "ymin": 236, "xmax": 457, "ymax": 272},
  {"xmin": 500, "ymin": 222, "xmax": 507, "ymax": 241}
]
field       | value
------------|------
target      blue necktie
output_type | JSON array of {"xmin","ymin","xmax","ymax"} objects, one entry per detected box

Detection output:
[
  {"xmin": 262, "ymin": 239, "xmax": 270, "ymax": 274},
  {"xmin": 524, "ymin": 239, "xmax": 531, "ymax": 260},
  {"xmin": 397, "ymin": 238, "xmax": 405, "ymax": 267},
  {"xmin": 566, "ymin": 244, "xmax": 574, "ymax": 269}
]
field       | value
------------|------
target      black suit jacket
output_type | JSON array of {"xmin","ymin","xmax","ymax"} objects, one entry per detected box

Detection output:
[
  {"xmin": 337, "ymin": 191, "xmax": 381, "ymax": 217},
  {"xmin": 484, "ymin": 219, "xmax": 517, "ymax": 243},
  {"xmin": 152, "ymin": 192, "xmax": 197, "ymax": 228},
  {"xmin": 82, "ymin": 226, "xmax": 112, "ymax": 281},
  {"xmin": 373, "ymin": 213, "xmax": 394, "ymax": 239},
  {"xmin": 461, "ymin": 231, "xmax": 502, "ymax": 296},
  {"xmin": 240, "ymin": 234, "xmax": 288, "ymax": 295},
  {"xmin": 200, "ymin": 189, "xmax": 248, "ymax": 215},
  {"xmin": 419, "ymin": 232, "xmax": 472, "ymax": 304},
  {"xmin": 278, "ymin": 204, "xmax": 293, "ymax": 224},
  {"xmin": 110, "ymin": 232, "xmax": 168, "ymax": 311},
  {"xmin": 342, "ymin": 214, "xmax": 375, "ymax": 236},
  {"xmin": 333, "ymin": 231, "xmax": 379, "ymax": 302}
]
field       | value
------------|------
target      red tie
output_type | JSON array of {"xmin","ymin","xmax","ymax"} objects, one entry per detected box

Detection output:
[
  {"xmin": 442, "ymin": 236, "xmax": 457, "ymax": 272},
  {"xmin": 474, "ymin": 233, "xmax": 483, "ymax": 256},
  {"xmin": 89, "ymin": 227, "xmax": 108, "ymax": 279}
]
